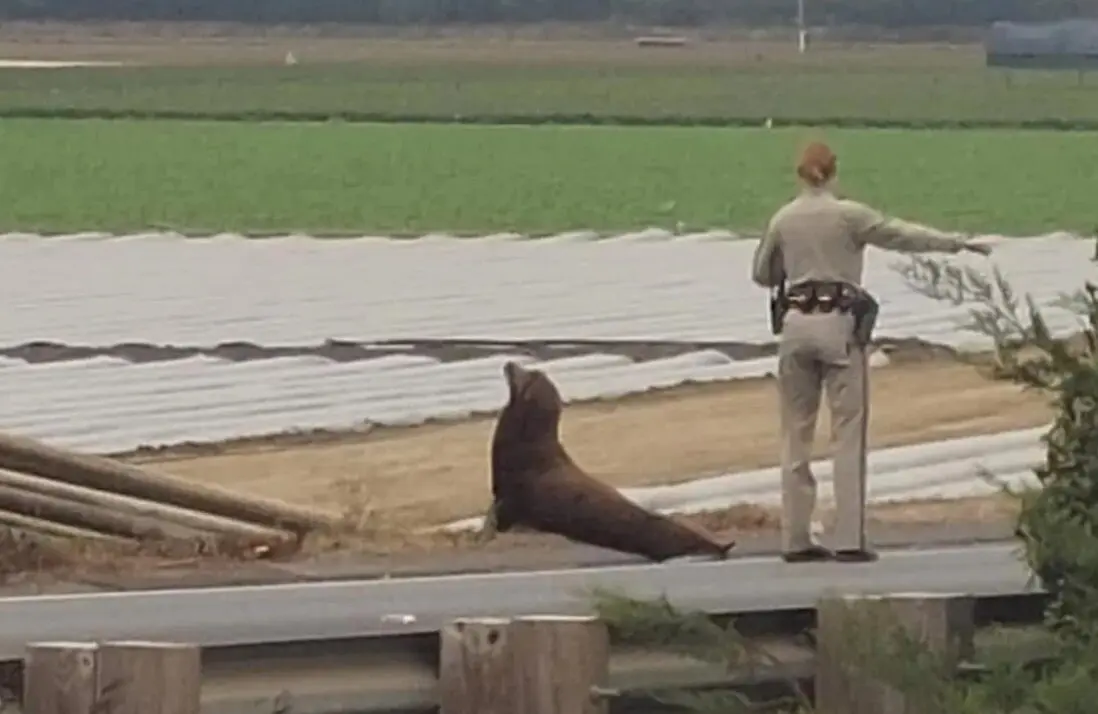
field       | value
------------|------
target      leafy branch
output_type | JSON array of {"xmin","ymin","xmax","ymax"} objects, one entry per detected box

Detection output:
[
  {"xmin": 893, "ymin": 254, "xmax": 1096, "ymax": 388},
  {"xmin": 591, "ymin": 588, "xmax": 812, "ymax": 713}
]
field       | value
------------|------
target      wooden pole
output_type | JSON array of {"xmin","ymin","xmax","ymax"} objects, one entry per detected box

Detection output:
[
  {"xmin": 0, "ymin": 468, "xmax": 293, "ymax": 543},
  {"xmin": 0, "ymin": 508, "xmax": 126, "ymax": 542},
  {"xmin": 0, "ymin": 430, "xmax": 337, "ymax": 534},
  {"xmin": 439, "ymin": 615, "xmax": 610, "ymax": 714},
  {"xmin": 23, "ymin": 641, "xmax": 201, "ymax": 714},
  {"xmin": 815, "ymin": 593, "xmax": 975, "ymax": 714},
  {"xmin": 796, "ymin": 0, "xmax": 807, "ymax": 53},
  {"xmin": 0, "ymin": 483, "xmax": 173, "ymax": 541}
]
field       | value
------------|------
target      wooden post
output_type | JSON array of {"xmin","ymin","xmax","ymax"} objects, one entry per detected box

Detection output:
[
  {"xmin": 23, "ymin": 642, "xmax": 98, "ymax": 714},
  {"xmin": 96, "ymin": 641, "xmax": 202, "ymax": 714},
  {"xmin": 815, "ymin": 593, "xmax": 975, "ymax": 714},
  {"xmin": 439, "ymin": 615, "xmax": 610, "ymax": 714},
  {"xmin": 439, "ymin": 617, "xmax": 517, "ymax": 714},
  {"xmin": 510, "ymin": 616, "xmax": 610, "ymax": 714},
  {"xmin": 23, "ymin": 641, "xmax": 201, "ymax": 714}
]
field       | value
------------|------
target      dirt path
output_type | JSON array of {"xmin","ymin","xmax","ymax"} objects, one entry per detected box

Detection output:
[{"xmin": 122, "ymin": 357, "xmax": 1052, "ymax": 534}]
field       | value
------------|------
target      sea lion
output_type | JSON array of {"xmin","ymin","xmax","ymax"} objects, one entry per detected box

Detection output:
[{"xmin": 483, "ymin": 360, "xmax": 735, "ymax": 562}]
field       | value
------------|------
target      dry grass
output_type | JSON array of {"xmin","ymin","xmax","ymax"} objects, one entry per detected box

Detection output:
[
  {"xmin": 0, "ymin": 490, "xmax": 1024, "ymax": 586},
  {"xmin": 300, "ymin": 491, "xmax": 1024, "ymax": 565},
  {"xmin": 689, "ymin": 493, "xmax": 1021, "ymax": 535},
  {"xmin": 0, "ymin": 527, "xmax": 282, "ymax": 586}
]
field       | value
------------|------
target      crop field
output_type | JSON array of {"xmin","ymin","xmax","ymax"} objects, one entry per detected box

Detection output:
[
  {"xmin": 8, "ymin": 56, "xmax": 1098, "ymax": 127},
  {"xmin": 1, "ymin": 27, "xmax": 1098, "ymax": 128},
  {"xmin": 1, "ymin": 119, "xmax": 1093, "ymax": 235},
  {"xmin": 0, "ymin": 24, "xmax": 1093, "ymax": 235}
]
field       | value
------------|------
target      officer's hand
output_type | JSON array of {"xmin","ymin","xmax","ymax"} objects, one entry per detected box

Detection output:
[{"xmin": 961, "ymin": 240, "xmax": 992, "ymax": 256}]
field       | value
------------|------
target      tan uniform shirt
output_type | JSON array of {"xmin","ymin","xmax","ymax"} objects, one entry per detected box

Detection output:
[{"xmin": 751, "ymin": 187, "xmax": 968, "ymax": 288}]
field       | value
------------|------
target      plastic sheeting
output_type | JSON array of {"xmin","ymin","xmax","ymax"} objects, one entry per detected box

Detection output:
[{"xmin": 0, "ymin": 230, "xmax": 1090, "ymax": 452}]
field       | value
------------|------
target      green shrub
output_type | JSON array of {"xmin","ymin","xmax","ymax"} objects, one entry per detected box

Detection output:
[{"xmin": 592, "ymin": 254, "xmax": 1098, "ymax": 711}]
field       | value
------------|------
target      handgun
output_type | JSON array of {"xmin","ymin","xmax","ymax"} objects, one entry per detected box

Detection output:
[{"xmin": 769, "ymin": 276, "xmax": 787, "ymax": 336}]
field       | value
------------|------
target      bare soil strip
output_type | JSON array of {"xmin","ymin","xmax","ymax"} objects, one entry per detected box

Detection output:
[
  {"xmin": 118, "ymin": 355, "xmax": 1051, "ymax": 540},
  {"xmin": 0, "ymin": 21, "xmax": 983, "ymax": 66}
]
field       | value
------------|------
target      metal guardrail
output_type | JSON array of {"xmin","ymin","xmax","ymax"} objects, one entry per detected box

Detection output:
[{"xmin": 0, "ymin": 591, "xmax": 1049, "ymax": 714}]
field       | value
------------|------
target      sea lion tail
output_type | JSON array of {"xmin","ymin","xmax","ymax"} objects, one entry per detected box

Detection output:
[
  {"xmin": 668, "ymin": 516, "xmax": 737, "ymax": 560},
  {"xmin": 715, "ymin": 537, "xmax": 736, "ymax": 560}
]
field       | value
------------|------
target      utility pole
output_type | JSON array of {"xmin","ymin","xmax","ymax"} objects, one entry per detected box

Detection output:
[{"xmin": 796, "ymin": 0, "xmax": 807, "ymax": 53}]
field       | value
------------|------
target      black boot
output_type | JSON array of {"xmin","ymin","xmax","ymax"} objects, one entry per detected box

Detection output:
[
  {"xmin": 781, "ymin": 544, "xmax": 835, "ymax": 563},
  {"xmin": 833, "ymin": 548, "xmax": 879, "ymax": 563}
]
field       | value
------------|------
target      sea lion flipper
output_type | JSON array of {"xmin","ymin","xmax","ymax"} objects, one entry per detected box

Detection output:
[
  {"xmin": 476, "ymin": 498, "xmax": 519, "ymax": 543},
  {"xmin": 476, "ymin": 501, "xmax": 500, "ymax": 543}
]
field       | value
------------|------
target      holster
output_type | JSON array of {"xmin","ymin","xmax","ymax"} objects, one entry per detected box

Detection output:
[
  {"xmin": 769, "ymin": 281, "xmax": 787, "ymax": 336},
  {"xmin": 782, "ymin": 281, "xmax": 880, "ymax": 348},
  {"xmin": 851, "ymin": 289, "xmax": 880, "ymax": 348}
]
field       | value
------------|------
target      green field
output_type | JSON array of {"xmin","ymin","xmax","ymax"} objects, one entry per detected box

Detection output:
[
  {"xmin": 5, "ymin": 61, "xmax": 1098, "ymax": 128},
  {"xmin": 1, "ymin": 119, "xmax": 1090, "ymax": 235},
  {"xmin": 2, "ymin": 36, "xmax": 1094, "ymax": 235}
]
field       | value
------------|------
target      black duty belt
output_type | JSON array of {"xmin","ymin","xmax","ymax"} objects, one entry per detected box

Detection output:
[{"xmin": 783, "ymin": 280, "xmax": 860, "ymax": 314}]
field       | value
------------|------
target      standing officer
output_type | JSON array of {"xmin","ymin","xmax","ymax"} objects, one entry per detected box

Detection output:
[{"xmin": 751, "ymin": 142, "xmax": 991, "ymax": 564}]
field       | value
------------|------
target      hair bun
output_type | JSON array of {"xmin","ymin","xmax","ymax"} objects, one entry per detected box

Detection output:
[{"xmin": 797, "ymin": 141, "xmax": 837, "ymax": 186}]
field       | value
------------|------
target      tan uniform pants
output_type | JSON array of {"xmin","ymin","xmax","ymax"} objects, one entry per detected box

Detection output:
[{"xmin": 777, "ymin": 310, "xmax": 869, "ymax": 553}]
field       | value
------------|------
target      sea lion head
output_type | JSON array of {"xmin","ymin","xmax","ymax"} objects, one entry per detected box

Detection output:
[
  {"xmin": 504, "ymin": 360, "xmax": 536, "ymax": 397},
  {"xmin": 499, "ymin": 360, "xmax": 563, "ymax": 440}
]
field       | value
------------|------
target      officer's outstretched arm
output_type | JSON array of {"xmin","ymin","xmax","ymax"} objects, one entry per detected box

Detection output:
[{"xmin": 842, "ymin": 200, "xmax": 967, "ymax": 254}]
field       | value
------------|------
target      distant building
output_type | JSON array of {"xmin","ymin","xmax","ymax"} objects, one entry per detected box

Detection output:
[{"xmin": 986, "ymin": 19, "xmax": 1098, "ymax": 69}]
